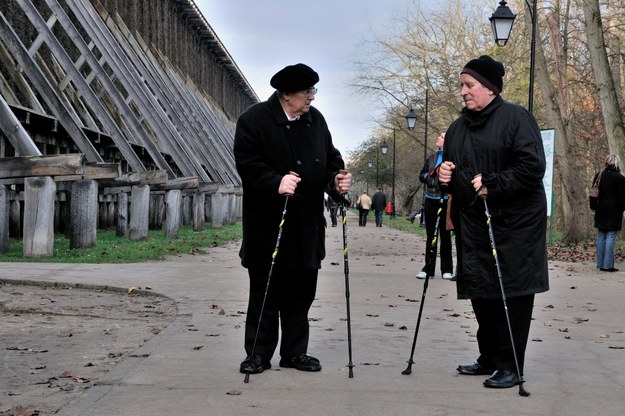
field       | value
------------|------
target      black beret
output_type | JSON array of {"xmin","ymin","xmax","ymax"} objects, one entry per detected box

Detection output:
[
  {"xmin": 270, "ymin": 63, "xmax": 319, "ymax": 92},
  {"xmin": 461, "ymin": 55, "xmax": 505, "ymax": 94}
]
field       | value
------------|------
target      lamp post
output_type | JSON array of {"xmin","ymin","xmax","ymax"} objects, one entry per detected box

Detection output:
[
  {"xmin": 367, "ymin": 158, "xmax": 375, "ymax": 190},
  {"xmin": 406, "ymin": 92, "xmax": 424, "ymax": 225},
  {"xmin": 490, "ymin": 0, "xmax": 537, "ymax": 114},
  {"xmin": 380, "ymin": 134, "xmax": 395, "ymax": 218}
]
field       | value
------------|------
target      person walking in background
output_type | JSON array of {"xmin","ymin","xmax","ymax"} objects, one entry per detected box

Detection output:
[
  {"xmin": 371, "ymin": 188, "xmax": 387, "ymax": 227},
  {"xmin": 416, "ymin": 132, "xmax": 454, "ymax": 280},
  {"xmin": 356, "ymin": 191, "xmax": 372, "ymax": 227},
  {"xmin": 234, "ymin": 63, "xmax": 352, "ymax": 375},
  {"xmin": 590, "ymin": 154, "xmax": 625, "ymax": 272},
  {"xmin": 438, "ymin": 55, "xmax": 549, "ymax": 390},
  {"xmin": 325, "ymin": 195, "xmax": 339, "ymax": 227}
]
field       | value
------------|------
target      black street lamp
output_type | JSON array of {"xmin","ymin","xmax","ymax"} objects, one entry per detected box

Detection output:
[
  {"xmin": 490, "ymin": 0, "xmax": 537, "ymax": 114},
  {"xmin": 380, "ymin": 137, "xmax": 393, "ymax": 217},
  {"xmin": 489, "ymin": 0, "xmax": 516, "ymax": 46},
  {"xmin": 406, "ymin": 91, "xmax": 427, "ymax": 227}
]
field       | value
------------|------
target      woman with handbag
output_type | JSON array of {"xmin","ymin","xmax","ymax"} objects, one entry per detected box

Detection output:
[{"xmin": 591, "ymin": 154, "xmax": 625, "ymax": 272}]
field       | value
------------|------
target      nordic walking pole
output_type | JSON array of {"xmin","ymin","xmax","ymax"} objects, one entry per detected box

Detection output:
[
  {"xmin": 483, "ymin": 198, "xmax": 530, "ymax": 397},
  {"xmin": 338, "ymin": 170, "xmax": 355, "ymax": 378},
  {"xmin": 244, "ymin": 172, "xmax": 297, "ymax": 383},
  {"xmin": 402, "ymin": 192, "xmax": 446, "ymax": 375}
]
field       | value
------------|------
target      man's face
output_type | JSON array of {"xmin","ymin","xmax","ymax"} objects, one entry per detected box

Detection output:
[
  {"xmin": 284, "ymin": 88, "xmax": 317, "ymax": 117},
  {"xmin": 459, "ymin": 73, "xmax": 495, "ymax": 111}
]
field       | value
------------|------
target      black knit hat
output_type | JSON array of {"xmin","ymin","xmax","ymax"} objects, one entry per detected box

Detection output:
[
  {"xmin": 270, "ymin": 63, "xmax": 319, "ymax": 92},
  {"xmin": 461, "ymin": 55, "xmax": 505, "ymax": 94}
]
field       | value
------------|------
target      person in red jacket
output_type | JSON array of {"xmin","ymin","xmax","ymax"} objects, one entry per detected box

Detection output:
[{"xmin": 234, "ymin": 63, "xmax": 351, "ymax": 375}]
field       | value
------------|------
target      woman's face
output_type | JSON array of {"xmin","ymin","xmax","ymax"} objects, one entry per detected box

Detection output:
[
  {"xmin": 459, "ymin": 74, "xmax": 495, "ymax": 111},
  {"xmin": 436, "ymin": 132, "xmax": 445, "ymax": 148}
]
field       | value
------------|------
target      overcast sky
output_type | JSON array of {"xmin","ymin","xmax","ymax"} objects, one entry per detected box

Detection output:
[{"xmin": 194, "ymin": 0, "xmax": 408, "ymax": 158}]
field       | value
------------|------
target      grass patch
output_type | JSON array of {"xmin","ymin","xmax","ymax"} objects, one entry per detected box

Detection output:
[
  {"xmin": 0, "ymin": 223, "xmax": 242, "ymax": 264},
  {"xmin": 384, "ymin": 215, "xmax": 428, "ymax": 238}
]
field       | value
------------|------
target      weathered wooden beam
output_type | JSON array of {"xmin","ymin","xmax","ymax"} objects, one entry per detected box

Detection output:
[
  {"xmin": 119, "ymin": 170, "xmax": 167, "ymax": 185},
  {"xmin": 0, "ymin": 94, "xmax": 42, "ymax": 156},
  {"xmin": 0, "ymin": 154, "xmax": 83, "ymax": 179},
  {"xmin": 149, "ymin": 176, "xmax": 199, "ymax": 191},
  {"xmin": 0, "ymin": 11, "xmax": 102, "ymax": 163},
  {"xmin": 54, "ymin": 162, "xmax": 120, "ymax": 181}
]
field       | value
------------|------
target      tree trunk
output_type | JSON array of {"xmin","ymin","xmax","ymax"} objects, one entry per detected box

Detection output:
[
  {"xmin": 582, "ymin": 0, "xmax": 625, "ymax": 157},
  {"xmin": 534, "ymin": 5, "xmax": 594, "ymax": 242}
]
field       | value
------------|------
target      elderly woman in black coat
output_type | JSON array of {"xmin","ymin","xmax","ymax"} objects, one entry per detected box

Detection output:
[
  {"xmin": 438, "ymin": 55, "xmax": 549, "ymax": 390},
  {"xmin": 234, "ymin": 63, "xmax": 351, "ymax": 376},
  {"xmin": 591, "ymin": 154, "xmax": 625, "ymax": 272}
]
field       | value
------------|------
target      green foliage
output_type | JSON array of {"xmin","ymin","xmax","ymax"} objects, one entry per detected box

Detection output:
[
  {"xmin": 0, "ymin": 224, "xmax": 242, "ymax": 264},
  {"xmin": 383, "ymin": 216, "xmax": 427, "ymax": 238}
]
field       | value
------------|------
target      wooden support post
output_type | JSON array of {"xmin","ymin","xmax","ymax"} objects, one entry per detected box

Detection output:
[
  {"xmin": 23, "ymin": 177, "xmax": 56, "ymax": 258},
  {"xmin": 129, "ymin": 185, "xmax": 150, "ymax": 240},
  {"xmin": 116, "ymin": 192, "xmax": 129, "ymax": 237},
  {"xmin": 9, "ymin": 192, "xmax": 22, "ymax": 239},
  {"xmin": 192, "ymin": 190, "xmax": 205, "ymax": 232},
  {"xmin": 149, "ymin": 192, "xmax": 165, "ymax": 230},
  {"xmin": 0, "ymin": 185, "xmax": 8, "ymax": 253},
  {"xmin": 210, "ymin": 192, "xmax": 225, "ymax": 229},
  {"xmin": 69, "ymin": 179, "xmax": 98, "ymax": 249},
  {"xmin": 164, "ymin": 189, "xmax": 182, "ymax": 238}
]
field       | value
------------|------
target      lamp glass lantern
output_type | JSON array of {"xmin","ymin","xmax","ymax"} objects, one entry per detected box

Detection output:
[
  {"xmin": 380, "ymin": 142, "xmax": 388, "ymax": 155},
  {"xmin": 490, "ymin": 0, "xmax": 516, "ymax": 46},
  {"xmin": 405, "ymin": 108, "xmax": 417, "ymax": 130}
]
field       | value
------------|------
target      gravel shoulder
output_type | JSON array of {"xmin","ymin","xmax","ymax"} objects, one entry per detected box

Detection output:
[{"xmin": 0, "ymin": 280, "xmax": 177, "ymax": 416}]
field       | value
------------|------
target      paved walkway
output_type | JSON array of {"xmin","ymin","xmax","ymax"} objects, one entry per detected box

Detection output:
[{"xmin": 2, "ymin": 212, "xmax": 624, "ymax": 416}]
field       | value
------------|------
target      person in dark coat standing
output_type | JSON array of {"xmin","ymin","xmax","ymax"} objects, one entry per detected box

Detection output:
[
  {"xmin": 371, "ymin": 188, "xmax": 387, "ymax": 227},
  {"xmin": 325, "ymin": 194, "xmax": 339, "ymax": 227},
  {"xmin": 234, "ymin": 63, "xmax": 352, "ymax": 375},
  {"xmin": 591, "ymin": 154, "xmax": 625, "ymax": 272},
  {"xmin": 416, "ymin": 131, "xmax": 454, "ymax": 280},
  {"xmin": 438, "ymin": 55, "xmax": 549, "ymax": 389}
]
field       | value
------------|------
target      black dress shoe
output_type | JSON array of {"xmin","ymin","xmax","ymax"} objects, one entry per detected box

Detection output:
[
  {"xmin": 239, "ymin": 355, "xmax": 271, "ymax": 374},
  {"xmin": 279, "ymin": 353, "xmax": 322, "ymax": 372},
  {"xmin": 457, "ymin": 361, "xmax": 493, "ymax": 375},
  {"xmin": 600, "ymin": 267, "xmax": 619, "ymax": 272},
  {"xmin": 483, "ymin": 369, "xmax": 519, "ymax": 388}
]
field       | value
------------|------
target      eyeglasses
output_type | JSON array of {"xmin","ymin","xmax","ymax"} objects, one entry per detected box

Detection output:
[{"xmin": 302, "ymin": 88, "xmax": 318, "ymax": 97}]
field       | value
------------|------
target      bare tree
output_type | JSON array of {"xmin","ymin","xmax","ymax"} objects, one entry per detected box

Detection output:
[{"xmin": 582, "ymin": 0, "xmax": 625, "ymax": 157}]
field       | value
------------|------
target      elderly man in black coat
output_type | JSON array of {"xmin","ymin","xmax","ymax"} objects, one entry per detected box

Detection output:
[
  {"xmin": 439, "ymin": 55, "xmax": 549, "ymax": 390},
  {"xmin": 234, "ymin": 63, "xmax": 351, "ymax": 375}
]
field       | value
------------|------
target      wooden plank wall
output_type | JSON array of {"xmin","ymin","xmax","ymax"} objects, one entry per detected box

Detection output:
[{"xmin": 0, "ymin": 0, "xmax": 248, "ymax": 256}]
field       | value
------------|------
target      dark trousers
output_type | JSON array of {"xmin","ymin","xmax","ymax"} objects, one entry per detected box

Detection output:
[
  {"xmin": 358, "ymin": 209, "xmax": 369, "ymax": 226},
  {"xmin": 244, "ymin": 267, "xmax": 318, "ymax": 360},
  {"xmin": 329, "ymin": 206, "xmax": 338, "ymax": 226},
  {"xmin": 422, "ymin": 197, "xmax": 453, "ymax": 275},
  {"xmin": 471, "ymin": 294, "xmax": 534, "ymax": 375}
]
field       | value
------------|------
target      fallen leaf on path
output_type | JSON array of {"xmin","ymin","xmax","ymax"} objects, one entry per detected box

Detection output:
[
  {"xmin": 226, "ymin": 390, "xmax": 242, "ymax": 395},
  {"xmin": 599, "ymin": 334, "xmax": 610, "ymax": 339},
  {"xmin": 193, "ymin": 346, "xmax": 204, "ymax": 350}
]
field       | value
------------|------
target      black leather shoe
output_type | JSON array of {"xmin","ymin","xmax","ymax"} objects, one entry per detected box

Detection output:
[
  {"xmin": 600, "ymin": 267, "xmax": 619, "ymax": 272},
  {"xmin": 279, "ymin": 353, "xmax": 322, "ymax": 372},
  {"xmin": 240, "ymin": 355, "xmax": 271, "ymax": 374},
  {"xmin": 457, "ymin": 361, "xmax": 493, "ymax": 375},
  {"xmin": 483, "ymin": 369, "xmax": 519, "ymax": 388}
]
